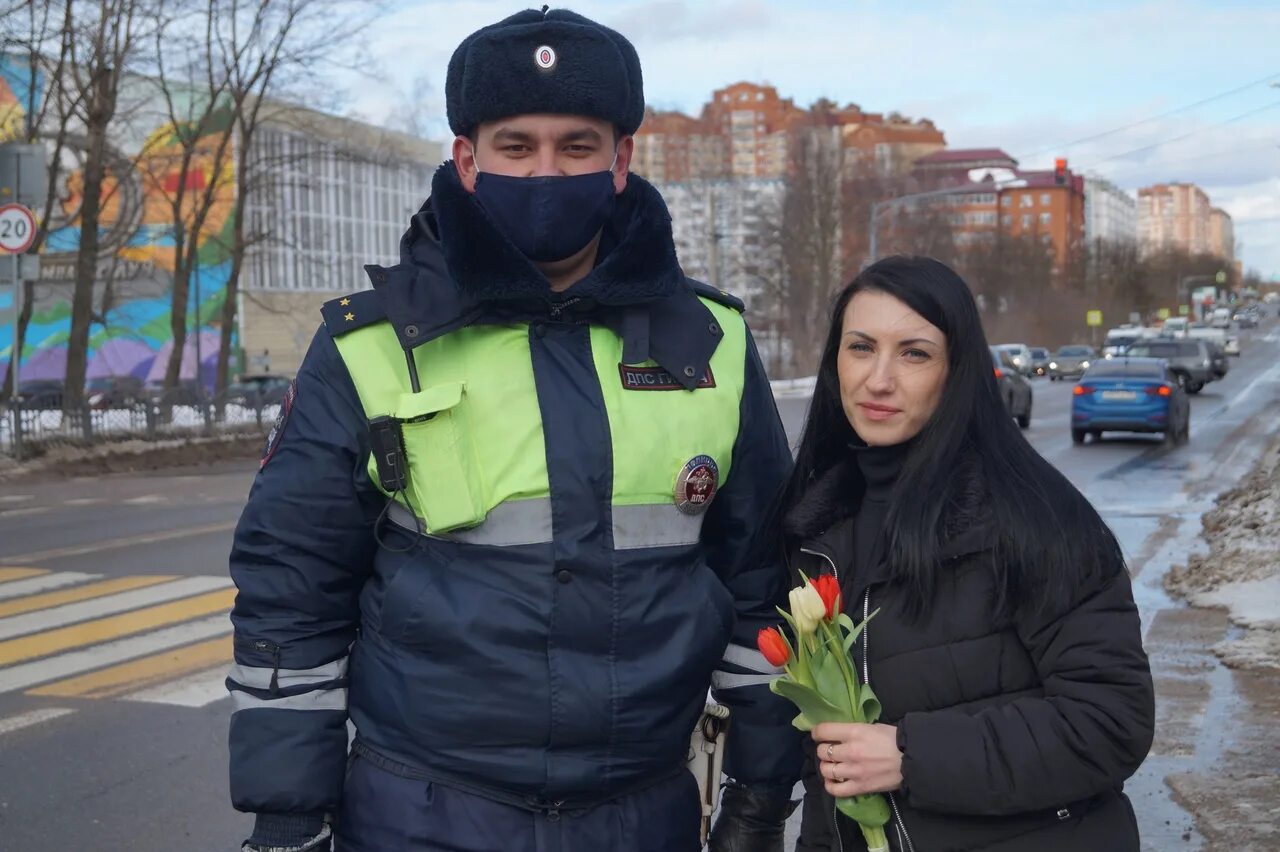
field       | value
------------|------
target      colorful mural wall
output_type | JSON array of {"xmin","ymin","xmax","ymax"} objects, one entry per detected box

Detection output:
[{"xmin": 0, "ymin": 54, "xmax": 237, "ymax": 391}]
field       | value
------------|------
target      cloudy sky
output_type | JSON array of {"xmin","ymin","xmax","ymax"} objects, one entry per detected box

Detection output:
[{"xmin": 345, "ymin": 0, "xmax": 1280, "ymax": 278}]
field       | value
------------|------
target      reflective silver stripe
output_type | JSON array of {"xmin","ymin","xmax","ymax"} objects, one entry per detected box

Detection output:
[
  {"xmin": 231, "ymin": 688, "xmax": 348, "ymax": 713},
  {"xmin": 721, "ymin": 643, "xmax": 783, "ymax": 674},
  {"xmin": 227, "ymin": 656, "xmax": 348, "ymax": 690},
  {"xmin": 387, "ymin": 498, "xmax": 554, "ymax": 547},
  {"xmin": 711, "ymin": 671, "xmax": 777, "ymax": 690},
  {"xmin": 612, "ymin": 503, "xmax": 704, "ymax": 550}
]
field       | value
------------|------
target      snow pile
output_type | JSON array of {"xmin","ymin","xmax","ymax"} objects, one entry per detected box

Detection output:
[{"xmin": 1166, "ymin": 438, "xmax": 1280, "ymax": 670}]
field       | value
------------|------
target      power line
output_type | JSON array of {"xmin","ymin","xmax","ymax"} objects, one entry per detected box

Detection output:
[
  {"xmin": 1018, "ymin": 71, "xmax": 1280, "ymax": 160},
  {"xmin": 1089, "ymin": 100, "xmax": 1280, "ymax": 169}
]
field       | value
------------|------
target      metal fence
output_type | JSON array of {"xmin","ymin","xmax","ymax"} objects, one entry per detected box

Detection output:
[{"xmin": 1, "ymin": 389, "xmax": 280, "ymax": 458}]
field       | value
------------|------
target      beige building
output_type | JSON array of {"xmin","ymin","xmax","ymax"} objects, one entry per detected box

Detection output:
[
  {"xmin": 238, "ymin": 105, "xmax": 442, "ymax": 377},
  {"xmin": 1208, "ymin": 207, "xmax": 1235, "ymax": 261},
  {"xmin": 1137, "ymin": 182, "xmax": 1212, "ymax": 257}
]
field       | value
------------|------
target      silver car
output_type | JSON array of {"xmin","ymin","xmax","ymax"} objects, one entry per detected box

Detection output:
[
  {"xmin": 1049, "ymin": 345, "xmax": 1096, "ymax": 381},
  {"xmin": 994, "ymin": 343, "xmax": 1034, "ymax": 376}
]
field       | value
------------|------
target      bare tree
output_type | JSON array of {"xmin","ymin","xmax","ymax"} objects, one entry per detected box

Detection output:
[
  {"xmin": 57, "ymin": 0, "xmax": 153, "ymax": 412},
  {"xmin": 755, "ymin": 120, "xmax": 845, "ymax": 377}
]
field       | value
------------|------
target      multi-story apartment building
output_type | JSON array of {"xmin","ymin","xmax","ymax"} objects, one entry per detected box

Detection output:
[
  {"xmin": 633, "ymin": 82, "xmax": 943, "ymax": 182},
  {"xmin": 1083, "ymin": 175, "xmax": 1138, "ymax": 248},
  {"xmin": 1137, "ymin": 182, "xmax": 1212, "ymax": 257},
  {"xmin": 908, "ymin": 149, "xmax": 1085, "ymax": 271},
  {"xmin": 656, "ymin": 177, "xmax": 785, "ymax": 315},
  {"xmin": 1208, "ymin": 206, "xmax": 1235, "ymax": 262}
]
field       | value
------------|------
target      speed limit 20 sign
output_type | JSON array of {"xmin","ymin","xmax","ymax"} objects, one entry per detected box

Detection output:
[{"xmin": 0, "ymin": 203, "xmax": 36, "ymax": 254}]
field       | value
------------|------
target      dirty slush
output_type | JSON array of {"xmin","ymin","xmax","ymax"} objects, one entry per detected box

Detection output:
[{"xmin": 1163, "ymin": 436, "xmax": 1280, "ymax": 850}]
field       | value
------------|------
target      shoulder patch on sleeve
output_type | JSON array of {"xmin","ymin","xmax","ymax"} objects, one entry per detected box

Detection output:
[
  {"xmin": 321, "ymin": 288, "xmax": 386, "ymax": 336},
  {"xmin": 687, "ymin": 278, "xmax": 746, "ymax": 313}
]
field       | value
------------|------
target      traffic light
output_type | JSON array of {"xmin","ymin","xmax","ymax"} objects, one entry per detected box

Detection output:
[{"xmin": 1054, "ymin": 158, "xmax": 1068, "ymax": 185}]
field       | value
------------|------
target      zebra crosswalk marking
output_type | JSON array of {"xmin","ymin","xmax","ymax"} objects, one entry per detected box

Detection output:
[
  {"xmin": 0, "ymin": 587, "xmax": 236, "ymax": 667},
  {"xmin": 0, "ymin": 571, "xmax": 102, "ymax": 602},
  {"xmin": 0, "ymin": 575, "xmax": 177, "ymax": 619},
  {"xmin": 30, "ymin": 635, "xmax": 233, "ymax": 699},
  {"xmin": 0, "ymin": 567, "xmax": 48, "ymax": 584},
  {"xmin": 0, "ymin": 613, "xmax": 231, "ymax": 694},
  {"xmin": 0, "ymin": 576, "xmax": 229, "ymax": 641}
]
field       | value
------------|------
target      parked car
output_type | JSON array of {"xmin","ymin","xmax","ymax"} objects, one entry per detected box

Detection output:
[
  {"xmin": 228, "ymin": 373, "xmax": 293, "ymax": 406},
  {"xmin": 1122, "ymin": 339, "xmax": 1215, "ymax": 393},
  {"xmin": 1048, "ymin": 345, "xmax": 1096, "ymax": 381},
  {"xmin": 1209, "ymin": 306, "xmax": 1232, "ymax": 329},
  {"xmin": 85, "ymin": 375, "xmax": 145, "ymax": 409},
  {"xmin": 1224, "ymin": 336, "xmax": 1241, "ymax": 357},
  {"xmin": 1028, "ymin": 347, "xmax": 1051, "ymax": 377},
  {"xmin": 1071, "ymin": 358, "xmax": 1189, "ymax": 446},
  {"xmin": 1233, "ymin": 311, "xmax": 1257, "ymax": 329},
  {"xmin": 15, "ymin": 379, "xmax": 64, "ymax": 409},
  {"xmin": 991, "ymin": 346, "xmax": 1032, "ymax": 429},
  {"xmin": 993, "ymin": 343, "xmax": 1034, "ymax": 376},
  {"xmin": 145, "ymin": 379, "xmax": 202, "ymax": 406}
]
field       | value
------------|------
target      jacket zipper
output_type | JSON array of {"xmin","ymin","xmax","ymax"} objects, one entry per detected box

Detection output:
[
  {"xmin": 799, "ymin": 546, "xmax": 844, "ymax": 852},
  {"xmin": 863, "ymin": 590, "xmax": 916, "ymax": 852}
]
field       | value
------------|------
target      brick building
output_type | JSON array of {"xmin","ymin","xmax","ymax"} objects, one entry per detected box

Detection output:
[
  {"xmin": 1208, "ymin": 207, "xmax": 1235, "ymax": 262},
  {"xmin": 632, "ymin": 82, "xmax": 944, "ymax": 182}
]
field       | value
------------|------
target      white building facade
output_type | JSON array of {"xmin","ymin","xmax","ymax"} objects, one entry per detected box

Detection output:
[{"xmin": 1083, "ymin": 175, "xmax": 1138, "ymax": 248}]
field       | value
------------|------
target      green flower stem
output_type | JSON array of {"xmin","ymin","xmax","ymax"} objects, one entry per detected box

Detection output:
[
  {"xmin": 861, "ymin": 823, "xmax": 889, "ymax": 851},
  {"xmin": 821, "ymin": 621, "xmax": 863, "ymax": 721}
]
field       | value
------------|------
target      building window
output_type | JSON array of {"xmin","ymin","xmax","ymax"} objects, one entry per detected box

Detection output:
[
  {"xmin": 1040, "ymin": 212, "xmax": 1051, "ymax": 226},
  {"xmin": 1001, "ymin": 214, "xmax": 1012, "ymax": 227},
  {"xmin": 1001, "ymin": 195, "xmax": 1012, "ymax": 207},
  {"xmin": 1040, "ymin": 193, "xmax": 1051, "ymax": 206},
  {"xmin": 1021, "ymin": 214, "xmax": 1031, "ymax": 228},
  {"xmin": 1020, "ymin": 195, "xmax": 1033, "ymax": 208}
]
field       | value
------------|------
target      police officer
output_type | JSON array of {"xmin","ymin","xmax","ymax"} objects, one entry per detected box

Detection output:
[{"xmin": 228, "ymin": 8, "xmax": 800, "ymax": 851}]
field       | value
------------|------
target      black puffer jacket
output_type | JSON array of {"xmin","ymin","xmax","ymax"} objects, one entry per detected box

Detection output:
[{"xmin": 790, "ymin": 451, "xmax": 1155, "ymax": 852}]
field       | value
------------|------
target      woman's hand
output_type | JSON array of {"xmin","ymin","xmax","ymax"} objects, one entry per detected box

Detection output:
[{"xmin": 812, "ymin": 722, "xmax": 903, "ymax": 797}]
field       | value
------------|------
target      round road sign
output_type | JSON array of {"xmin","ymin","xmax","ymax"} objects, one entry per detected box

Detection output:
[{"xmin": 0, "ymin": 203, "xmax": 36, "ymax": 254}]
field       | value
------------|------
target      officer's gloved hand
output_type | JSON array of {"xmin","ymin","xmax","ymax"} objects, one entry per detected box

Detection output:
[{"xmin": 708, "ymin": 780, "xmax": 798, "ymax": 852}]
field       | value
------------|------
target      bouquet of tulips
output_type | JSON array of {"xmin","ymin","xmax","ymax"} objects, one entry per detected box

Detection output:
[{"xmin": 757, "ymin": 575, "xmax": 891, "ymax": 852}]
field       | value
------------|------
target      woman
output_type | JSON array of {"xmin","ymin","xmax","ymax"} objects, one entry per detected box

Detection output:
[{"xmin": 775, "ymin": 257, "xmax": 1155, "ymax": 851}]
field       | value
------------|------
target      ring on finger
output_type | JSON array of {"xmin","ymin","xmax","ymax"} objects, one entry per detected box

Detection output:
[{"xmin": 826, "ymin": 743, "xmax": 835, "ymax": 761}]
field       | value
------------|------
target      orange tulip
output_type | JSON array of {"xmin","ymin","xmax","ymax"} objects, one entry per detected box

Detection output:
[
  {"xmin": 812, "ymin": 575, "xmax": 842, "ymax": 620},
  {"xmin": 757, "ymin": 627, "xmax": 790, "ymax": 667}
]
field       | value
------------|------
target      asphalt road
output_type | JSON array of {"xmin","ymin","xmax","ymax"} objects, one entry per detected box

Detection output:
[{"xmin": 0, "ymin": 318, "xmax": 1277, "ymax": 851}]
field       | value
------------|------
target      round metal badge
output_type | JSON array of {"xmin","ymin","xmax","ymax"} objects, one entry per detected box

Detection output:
[
  {"xmin": 534, "ymin": 45, "xmax": 557, "ymax": 70},
  {"xmin": 674, "ymin": 455, "xmax": 719, "ymax": 515}
]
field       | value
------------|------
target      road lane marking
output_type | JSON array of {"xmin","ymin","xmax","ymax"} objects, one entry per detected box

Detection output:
[
  {"xmin": 2, "ymin": 520, "xmax": 237, "ymax": 564},
  {"xmin": 121, "ymin": 663, "xmax": 231, "ymax": 707},
  {"xmin": 31, "ymin": 635, "xmax": 232, "ymax": 699},
  {"xmin": 0, "ymin": 506, "xmax": 49, "ymax": 518},
  {"xmin": 0, "ymin": 587, "xmax": 236, "ymax": 666},
  {"xmin": 0, "ymin": 576, "xmax": 227, "ymax": 641},
  {"xmin": 0, "ymin": 571, "xmax": 100, "ymax": 601},
  {"xmin": 0, "ymin": 567, "xmax": 48, "ymax": 583},
  {"xmin": 0, "ymin": 574, "xmax": 169, "ymax": 617},
  {"xmin": 0, "ymin": 614, "xmax": 231, "ymax": 693},
  {"xmin": 0, "ymin": 707, "xmax": 76, "ymax": 736}
]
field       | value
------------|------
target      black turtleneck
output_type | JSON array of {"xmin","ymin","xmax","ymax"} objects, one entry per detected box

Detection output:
[{"xmin": 847, "ymin": 439, "xmax": 912, "ymax": 596}]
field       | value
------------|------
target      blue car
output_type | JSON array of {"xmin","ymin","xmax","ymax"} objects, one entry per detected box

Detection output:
[{"xmin": 1071, "ymin": 357, "xmax": 1190, "ymax": 446}]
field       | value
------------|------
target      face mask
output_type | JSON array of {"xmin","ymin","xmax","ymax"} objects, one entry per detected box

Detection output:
[{"xmin": 472, "ymin": 157, "xmax": 618, "ymax": 263}]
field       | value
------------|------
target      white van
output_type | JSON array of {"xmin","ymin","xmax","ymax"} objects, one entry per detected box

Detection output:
[
  {"xmin": 1210, "ymin": 307, "xmax": 1232, "ymax": 329},
  {"xmin": 1102, "ymin": 327, "xmax": 1148, "ymax": 358},
  {"xmin": 1161, "ymin": 317, "xmax": 1189, "ymax": 338}
]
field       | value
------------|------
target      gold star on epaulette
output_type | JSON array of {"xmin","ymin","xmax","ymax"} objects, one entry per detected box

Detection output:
[
  {"xmin": 344, "ymin": 312, "xmax": 355, "ymax": 321},
  {"xmin": 339, "ymin": 298, "xmax": 350, "ymax": 306}
]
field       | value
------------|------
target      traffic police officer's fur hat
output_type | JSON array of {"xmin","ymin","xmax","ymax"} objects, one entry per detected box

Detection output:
[{"xmin": 446, "ymin": 7, "xmax": 645, "ymax": 138}]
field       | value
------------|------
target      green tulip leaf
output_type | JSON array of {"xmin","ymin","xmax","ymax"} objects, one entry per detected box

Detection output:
[
  {"xmin": 810, "ymin": 648, "xmax": 853, "ymax": 716},
  {"xmin": 771, "ymin": 678, "xmax": 848, "ymax": 727},
  {"xmin": 859, "ymin": 683, "xmax": 882, "ymax": 724},
  {"xmin": 836, "ymin": 793, "xmax": 892, "ymax": 827}
]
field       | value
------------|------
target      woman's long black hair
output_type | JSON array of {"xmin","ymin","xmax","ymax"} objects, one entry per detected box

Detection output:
[{"xmin": 769, "ymin": 255, "xmax": 1125, "ymax": 616}]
